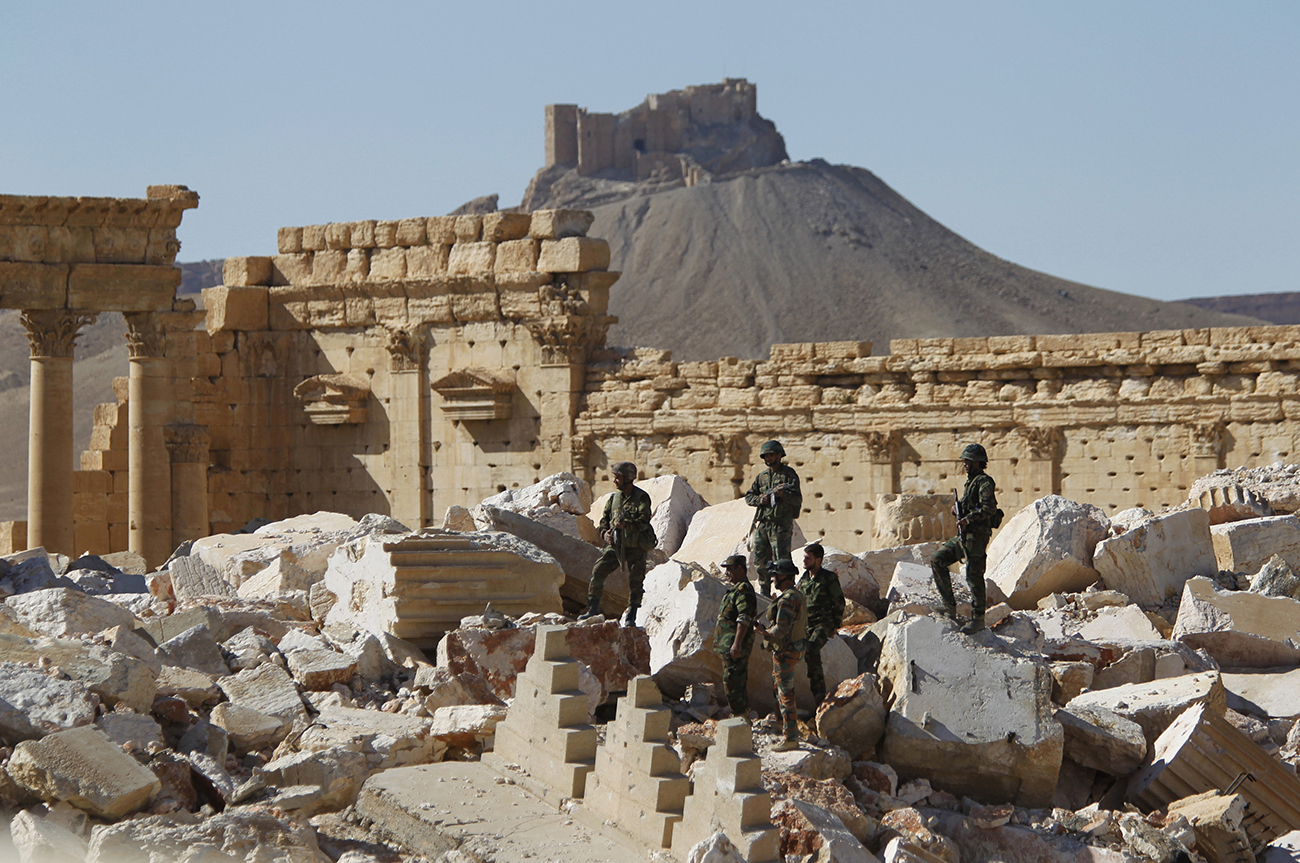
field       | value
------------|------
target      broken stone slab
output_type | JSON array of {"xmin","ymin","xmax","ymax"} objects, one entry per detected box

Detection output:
[
  {"xmin": 1212, "ymin": 514, "xmax": 1300, "ymax": 575},
  {"xmin": 814, "ymin": 673, "xmax": 887, "ymax": 759},
  {"xmin": 770, "ymin": 798, "xmax": 876, "ymax": 862},
  {"xmin": 154, "ymin": 666, "xmax": 220, "ymax": 708},
  {"xmin": 684, "ymin": 832, "xmax": 748, "ymax": 863},
  {"xmin": 441, "ymin": 504, "xmax": 476, "ymax": 531},
  {"xmin": 872, "ymin": 493, "xmax": 956, "ymax": 550},
  {"xmin": 4, "ymin": 588, "xmax": 138, "ymax": 638},
  {"xmin": 101, "ymin": 625, "xmax": 162, "ymax": 675},
  {"xmin": 286, "ymin": 648, "xmax": 358, "ymax": 691},
  {"xmin": 591, "ymin": 474, "xmax": 709, "ymax": 557},
  {"xmin": 1223, "ymin": 667, "xmax": 1300, "ymax": 719},
  {"xmin": 0, "ymin": 663, "xmax": 96, "ymax": 745},
  {"xmin": 216, "ymin": 662, "xmax": 308, "ymax": 725},
  {"xmin": 1252, "ymin": 553, "xmax": 1300, "ymax": 599},
  {"xmin": 235, "ymin": 556, "xmax": 316, "ymax": 599},
  {"xmin": 1094, "ymin": 508, "xmax": 1217, "ymax": 607},
  {"xmin": 878, "ymin": 808, "xmax": 959, "ymax": 862},
  {"xmin": 1069, "ymin": 670, "xmax": 1226, "ymax": 742},
  {"xmin": 762, "ymin": 744, "xmax": 852, "ymax": 782},
  {"xmin": 1173, "ymin": 575, "xmax": 1300, "ymax": 667},
  {"xmin": 1189, "ymin": 477, "xmax": 1275, "ymax": 525},
  {"xmin": 855, "ymin": 544, "xmax": 943, "ymax": 606},
  {"xmin": 414, "ymin": 666, "xmax": 504, "ymax": 712},
  {"xmin": 472, "ymin": 504, "xmax": 605, "ymax": 613},
  {"xmin": 0, "ymin": 634, "xmax": 157, "ymax": 715},
  {"xmin": 323, "ymin": 529, "xmax": 564, "ymax": 650},
  {"xmin": 430, "ymin": 704, "xmax": 509, "ymax": 749},
  {"xmin": 296, "ymin": 705, "xmax": 444, "ymax": 769},
  {"xmin": 1263, "ymin": 832, "xmax": 1300, "ymax": 863},
  {"xmin": 259, "ymin": 746, "xmax": 369, "ymax": 816},
  {"xmin": 220, "ymin": 626, "xmax": 280, "ymax": 672},
  {"xmin": 0, "ymin": 552, "xmax": 65, "ymax": 598},
  {"xmin": 96, "ymin": 713, "xmax": 164, "ymax": 750},
  {"xmin": 1053, "ymin": 703, "xmax": 1147, "ymax": 776},
  {"xmin": 675, "ymin": 497, "xmax": 806, "ymax": 586},
  {"xmin": 886, "ymin": 561, "xmax": 1005, "ymax": 616},
  {"xmin": 876, "ymin": 614, "xmax": 1063, "ymax": 807},
  {"xmin": 157, "ymin": 624, "xmax": 229, "ymax": 678},
  {"xmin": 191, "ymin": 511, "xmax": 365, "ymax": 587},
  {"xmin": 84, "ymin": 807, "xmax": 327, "ymax": 863},
  {"xmin": 986, "ymin": 495, "xmax": 1111, "ymax": 610},
  {"xmin": 163, "ymin": 555, "xmax": 234, "ymax": 602},
  {"xmin": 478, "ymin": 472, "xmax": 598, "ymax": 543},
  {"xmin": 10, "ymin": 805, "xmax": 90, "ymax": 863},
  {"xmin": 1167, "ymin": 790, "xmax": 1254, "ymax": 863},
  {"xmin": 210, "ymin": 702, "xmax": 286, "ymax": 751},
  {"xmin": 8, "ymin": 726, "xmax": 160, "ymax": 819}
]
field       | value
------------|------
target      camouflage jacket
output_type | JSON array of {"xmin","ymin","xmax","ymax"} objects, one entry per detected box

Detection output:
[
  {"xmin": 598, "ymin": 485, "xmax": 655, "ymax": 550},
  {"xmin": 798, "ymin": 566, "xmax": 845, "ymax": 642},
  {"xmin": 958, "ymin": 471, "xmax": 998, "ymax": 536},
  {"xmin": 714, "ymin": 579, "xmax": 758, "ymax": 655},
  {"xmin": 763, "ymin": 585, "xmax": 807, "ymax": 652},
  {"xmin": 744, "ymin": 464, "xmax": 802, "ymax": 525}
]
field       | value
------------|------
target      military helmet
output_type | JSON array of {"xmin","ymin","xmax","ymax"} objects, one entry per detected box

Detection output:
[
  {"xmin": 611, "ymin": 461, "xmax": 638, "ymax": 479},
  {"xmin": 960, "ymin": 443, "xmax": 988, "ymax": 463},
  {"xmin": 721, "ymin": 554, "xmax": 747, "ymax": 569},
  {"xmin": 759, "ymin": 440, "xmax": 786, "ymax": 457},
  {"xmin": 770, "ymin": 559, "xmax": 798, "ymax": 577}
]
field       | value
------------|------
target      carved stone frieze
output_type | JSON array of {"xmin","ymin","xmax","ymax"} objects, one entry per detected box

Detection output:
[
  {"xmin": 124, "ymin": 312, "xmax": 168, "ymax": 359},
  {"xmin": 1019, "ymin": 426, "xmax": 1062, "ymax": 461},
  {"xmin": 20, "ymin": 310, "xmax": 98, "ymax": 358},
  {"xmin": 381, "ymin": 325, "xmax": 424, "ymax": 372},
  {"xmin": 1192, "ymin": 421, "xmax": 1227, "ymax": 459},
  {"xmin": 525, "ymin": 314, "xmax": 615, "ymax": 365},
  {"xmin": 862, "ymin": 430, "xmax": 899, "ymax": 464}
]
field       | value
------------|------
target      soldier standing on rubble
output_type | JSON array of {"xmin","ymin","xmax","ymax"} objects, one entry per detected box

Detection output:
[
  {"xmin": 714, "ymin": 553, "xmax": 757, "ymax": 724},
  {"xmin": 581, "ymin": 461, "xmax": 655, "ymax": 627},
  {"xmin": 797, "ymin": 543, "xmax": 845, "ymax": 705},
  {"xmin": 930, "ymin": 443, "xmax": 1001, "ymax": 635},
  {"xmin": 754, "ymin": 559, "xmax": 807, "ymax": 751},
  {"xmin": 745, "ymin": 440, "xmax": 803, "ymax": 597}
]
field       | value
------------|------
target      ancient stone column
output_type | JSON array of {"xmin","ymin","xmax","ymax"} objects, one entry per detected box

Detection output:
[
  {"xmin": 126, "ymin": 313, "xmax": 172, "ymax": 567},
  {"xmin": 383, "ymin": 326, "xmax": 428, "ymax": 528},
  {"xmin": 863, "ymin": 430, "xmax": 900, "ymax": 549},
  {"xmin": 1019, "ymin": 427, "xmax": 1062, "ymax": 498},
  {"xmin": 165, "ymin": 423, "xmax": 209, "ymax": 548},
  {"xmin": 1190, "ymin": 421, "xmax": 1226, "ymax": 478},
  {"xmin": 21, "ymin": 311, "xmax": 97, "ymax": 555},
  {"xmin": 525, "ymin": 312, "xmax": 614, "ymax": 476}
]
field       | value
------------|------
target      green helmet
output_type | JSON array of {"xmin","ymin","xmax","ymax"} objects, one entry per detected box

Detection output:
[
  {"xmin": 960, "ymin": 443, "xmax": 988, "ymax": 463},
  {"xmin": 759, "ymin": 440, "xmax": 785, "ymax": 457}
]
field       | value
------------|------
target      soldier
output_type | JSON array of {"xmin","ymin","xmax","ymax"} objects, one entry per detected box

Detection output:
[
  {"xmin": 797, "ymin": 543, "xmax": 845, "ymax": 705},
  {"xmin": 745, "ymin": 440, "xmax": 803, "ymax": 597},
  {"xmin": 714, "ymin": 553, "xmax": 757, "ymax": 723},
  {"xmin": 753, "ymin": 559, "xmax": 807, "ymax": 751},
  {"xmin": 581, "ymin": 461, "xmax": 655, "ymax": 626},
  {"xmin": 931, "ymin": 443, "xmax": 1001, "ymax": 635}
]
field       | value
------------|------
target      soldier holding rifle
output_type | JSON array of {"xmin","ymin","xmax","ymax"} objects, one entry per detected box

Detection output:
[
  {"xmin": 581, "ymin": 461, "xmax": 655, "ymax": 627},
  {"xmin": 930, "ymin": 443, "xmax": 1001, "ymax": 634},
  {"xmin": 745, "ymin": 440, "xmax": 802, "ymax": 597}
]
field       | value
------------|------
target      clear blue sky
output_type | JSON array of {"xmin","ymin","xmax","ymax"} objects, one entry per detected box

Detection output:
[{"xmin": 4, "ymin": 1, "xmax": 1296, "ymax": 301}]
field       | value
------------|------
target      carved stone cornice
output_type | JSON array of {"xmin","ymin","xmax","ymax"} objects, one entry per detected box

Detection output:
[
  {"xmin": 124, "ymin": 312, "xmax": 168, "ymax": 359},
  {"xmin": 1019, "ymin": 426, "xmax": 1062, "ymax": 461},
  {"xmin": 20, "ymin": 310, "xmax": 98, "ymax": 358},
  {"xmin": 1192, "ymin": 420, "xmax": 1227, "ymax": 458},
  {"xmin": 862, "ymin": 430, "xmax": 898, "ymax": 464},
  {"xmin": 525, "ymin": 314, "xmax": 615, "ymax": 366},
  {"xmin": 381, "ymin": 325, "xmax": 424, "ymax": 372},
  {"xmin": 164, "ymin": 423, "xmax": 210, "ymax": 464}
]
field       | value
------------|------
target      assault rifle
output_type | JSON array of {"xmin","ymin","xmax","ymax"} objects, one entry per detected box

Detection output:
[
  {"xmin": 952, "ymin": 488, "xmax": 966, "ymax": 576},
  {"xmin": 764, "ymin": 482, "xmax": 795, "ymax": 510}
]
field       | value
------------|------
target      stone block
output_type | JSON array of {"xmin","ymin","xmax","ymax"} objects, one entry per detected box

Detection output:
[
  {"xmin": 1069, "ymin": 670, "xmax": 1225, "ymax": 742},
  {"xmin": 203, "ymin": 286, "xmax": 268, "ymax": 333},
  {"xmin": 1211, "ymin": 515, "xmax": 1300, "ymax": 574},
  {"xmin": 481, "ymin": 212, "xmax": 532, "ymax": 242},
  {"xmin": 158, "ymin": 624, "xmax": 229, "ymax": 678},
  {"xmin": 1053, "ymin": 703, "xmax": 1147, "ymax": 776},
  {"xmin": 85, "ymin": 807, "xmax": 327, "ymax": 862},
  {"xmin": 987, "ymin": 495, "xmax": 1110, "ymax": 609},
  {"xmin": 217, "ymin": 662, "xmax": 307, "ymax": 725},
  {"xmin": 430, "ymin": 704, "xmax": 508, "ymax": 749},
  {"xmin": 325, "ymin": 222, "xmax": 352, "ymax": 249},
  {"xmin": 425, "ymin": 215, "xmax": 457, "ymax": 244},
  {"xmin": 4, "ymin": 588, "xmax": 137, "ymax": 639},
  {"xmin": 1222, "ymin": 667, "xmax": 1300, "ymax": 719},
  {"xmin": 368, "ymin": 247, "xmax": 407, "ymax": 280},
  {"xmin": 350, "ymin": 219, "xmax": 376, "ymax": 248},
  {"xmin": 286, "ymin": 648, "xmax": 358, "ymax": 691},
  {"xmin": 454, "ymin": 215, "xmax": 482, "ymax": 243},
  {"xmin": 277, "ymin": 227, "xmax": 303, "ymax": 254},
  {"xmin": 9, "ymin": 806, "xmax": 89, "ymax": 863},
  {"xmin": 0, "ymin": 262, "xmax": 68, "ymax": 308},
  {"xmin": 298, "ymin": 706, "xmax": 443, "ymax": 769},
  {"xmin": 813, "ymin": 673, "xmax": 887, "ymax": 759},
  {"xmin": 405, "ymin": 243, "xmax": 448, "ymax": 277},
  {"xmin": 494, "ymin": 238, "xmax": 540, "ymax": 273},
  {"xmin": 210, "ymin": 702, "xmax": 286, "ymax": 751},
  {"xmin": 221, "ymin": 256, "xmax": 271, "ymax": 287},
  {"xmin": 68, "ymin": 262, "xmax": 179, "ymax": 311},
  {"xmin": 529, "ymin": 209, "xmax": 594, "ymax": 239},
  {"xmin": 1094, "ymin": 508, "xmax": 1217, "ymax": 607},
  {"xmin": 301, "ymin": 224, "xmax": 327, "ymax": 250},
  {"xmin": 670, "ymin": 718, "xmax": 778, "ymax": 862},
  {"xmin": 589, "ymin": 474, "xmax": 708, "ymax": 558},
  {"xmin": 447, "ymin": 241, "xmax": 496, "ymax": 274},
  {"xmin": 395, "ymin": 218, "xmax": 427, "ymax": 246},
  {"xmin": 537, "ymin": 237, "xmax": 610, "ymax": 273},
  {"xmin": 1172, "ymin": 575, "xmax": 1300, "ymax": 667},
  {"xmin": 877, "ymin": 615, "xmax": 1062, "ymax": 807},
  {"xmin": 675, "ymin": 497, "xmax": 805, "ymax": 586},
  {"xmin": 97, "ymin": 713, "xmax": 164, "ymax": 750},
  {"xmin": 8, "ymin": 726, "xmax": 160, "ymax": 819},
  {"xmin": 167, "ymin": 555, "xmax": 234, "ymax": 601},
  {"xmin": 0, "ymin": 662, "xmax": 97, "ymax": 744}
]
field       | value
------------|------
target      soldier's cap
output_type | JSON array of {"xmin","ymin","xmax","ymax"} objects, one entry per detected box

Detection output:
[
  {"xmin": 759, "ymin": 440, "xmax": 786, "ymax": 457},
  {"xmin": 721, "ymin": 554, "xmax": 747, "ymax": 568},
  {"xmin": 804, "ymin": 543, "xmax": 825, "ymax": 558},
  {"xmin": 959, "ymin": 443, "xmax": 988, "ymax": 463},
  {"xmin": 611, "ymin": 461, "xmax": 638, "ymax": 479},
  {"xmin": 770, "ymin": 559, "xmax": 798, "ymax": 577}
]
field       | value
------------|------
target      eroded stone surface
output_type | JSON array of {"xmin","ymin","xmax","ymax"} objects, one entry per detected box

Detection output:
[
  {"xmin": 986, "ymin": 496, "xmax": 1110, "ymax": 609},
  {"xmin": 1094, "ymin": 509, "xmax": 1217, "ymax": 607},
  {"xmin": 8, "ymin": 726, "xmax": 161, "ymax": 820},
  {"xmin": 1173, "ymin": 576, "xmax": 1300, "ymax": 667}
]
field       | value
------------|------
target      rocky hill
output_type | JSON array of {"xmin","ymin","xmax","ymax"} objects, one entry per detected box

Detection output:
[{"xmin": 1182, "ymin": 291, "xmax": 1300, "ymax": 325}]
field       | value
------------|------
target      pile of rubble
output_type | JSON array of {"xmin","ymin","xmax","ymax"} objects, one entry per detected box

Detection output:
[{"xmin": 7, "ymin": 468, "xmax": 1300, "ymax": 862}]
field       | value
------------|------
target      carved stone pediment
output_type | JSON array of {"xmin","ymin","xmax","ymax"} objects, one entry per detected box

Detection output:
[
  {"xmin": 431, "ymin": 369, "xmax": 515, "ymax": 421},
  {"xmin": 293, "ymin": 373, "xmax": 370, "ymax": 425}
]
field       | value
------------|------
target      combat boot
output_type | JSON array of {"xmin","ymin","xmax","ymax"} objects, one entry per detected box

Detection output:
[
  {"xmin": 960, "ymin": 613, "xmax": 985, "ymax": 635},
  {"xmin": 771, "ymin": 738, "xmax": 800, "ymax": 752},
  {"xmin": 577, "ymin": 598, "xmax": 602, "ymax": 621},
  {"xmin": 936, "ymin": 600, "xmax": 958, "ymax": 621},
  {"xmin": 620, "ymin": 605, "xmax": 639, "ymax": 627}
]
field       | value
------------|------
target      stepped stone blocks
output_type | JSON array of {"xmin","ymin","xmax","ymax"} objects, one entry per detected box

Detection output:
[
  {"xmin": 579, "ymin": 675, "xmax": 688, "ymax": 849},
  {"xmin": 670, "ymin": 718, "xmax": 779, "ymax": 863},
  {"xmin": 323, "ymin": 530, "xmax": 563, "ymax": 650},
  {"xmin": 487, "ymin": 625, "xmax": 597, "ymax": 806},
  {"xmin": 1129, "ymin": 703, "xmax": 1300, "ymax": 853}
]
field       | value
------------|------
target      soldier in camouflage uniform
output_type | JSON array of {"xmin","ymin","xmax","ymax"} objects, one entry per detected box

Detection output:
[
  {"xmin": 931, "ymin": 443, "xmax": 1000, "ymax": 635},
  {"xmin": 754, "ymin": 559, "xmax": 807, "ymax": 751},
  {"xmin": 797, "ymin": 543, "xmax": 845, "ymax": 705},
  {"xmin": 745, "ymin": 440, "xmax": 803, "ymax": 597},
  {"xmin": 713, "ymin": 553, "xmax": 757, "ymax": 722},
  {"xmin": 581, "ymin": 461, "xmax": 655, "ymax": 626}
]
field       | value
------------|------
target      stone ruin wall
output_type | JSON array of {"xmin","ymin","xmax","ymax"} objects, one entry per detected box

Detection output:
[{"xmin": 66, "ymin": 208, "xmax": 1300, "ymax": 556}]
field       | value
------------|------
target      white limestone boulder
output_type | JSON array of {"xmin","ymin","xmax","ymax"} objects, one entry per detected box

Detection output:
[
  {"xmin": 211, "ymin": 702, "xmax": 286, "ymax": 751},
  {"xmin": 1251, "ymin": 554, "xmax": 1300, "ymax": 599},
  {"xmin": 96, "ymin": 714, "xmax": 164, "ymax": 750},
  {"xmin": 259, "ymin": 746, "xmax": 369, "ymax": 816},
  {"xmin": 0, "ymin": 635, "xmax": 157, "ymax": 715},
  {"xmin": 158, "ymin": 624, "xmax": 229, "ymax": 678},
  {"xmin": 85, "ymin": 807, "xmax": 325, "ymax": 863},
  {"xmin": 476, "ymin": 472, "xmax": 597, "ymax": 543},
  {"xmin": 762, "ymin": 745, "xmax": 852, "ymax": 782},
  {"xmin": 675, "ymin": 497, "xmax": 805, "ymax": 584},
  {"xmin": 430, "ymin": 704, "xmax": 509, "ymax": 749},
  {"xmin": 295, "ymin": 705, "xmax": 445, "ymax": 769},
  {"xmin": 770, "ymin": 799, "xmax": 874, "ymax": 863},
  {"xmin": 1094, "ymin": 508, "xmax": 1217, "ymax": 607},
  {"xmin": 1188, "ymin": 475, "xmax": 1275, "ymax": 525},
  {"xmin": 986, "ymin": 495, "xmax": 1110, "ymax": 609},
  {"xmin": 872, "ymin": 493, "xmax": 956, "ymax": 548},
  {"xmin": 216, "ymin": 663, "xmax": 308, "ymax": 725},
  {"xmin": 591, "ymin": 474, "xmax": 709, "ymax": 556},
  {"xmin": 1053, "ymin": 703, "xmax": 1148, "ymax": 776},
  {"xmin": 9, "ymin": 805, "xmax": 89, "ymax": 863},
  {"xmin": 1222, "ymin": 668, "xmax": 1300, "ymax": 719},
  {"xmin": 886, "ymin": 561, "xmax": 1005, "ymax": 615},
  {"xmin": 1067, "ymin": 670, "xmax": 1226, "ymax": 741},
  {"xmin": 1211, "ymin": 515, "xmax": 1300, "ymax": 575},
  {"xmin": 0, "ymin": 663, "xmax": 96, "ymax": 744},
  {"xmin": 814, "ymin": 673, "xmax": 887, "ymax": 759},
  {"xmin": 876, "ymin": 614, "xmax": 1062, "ymax": 807},
  {"xmin": 236, "ymin": 557, "xmax": 316, "ymax": 599},
  {"xmin": 192, "ymin": 511, "xmax": 379, "ymax": 587},
  {"xmin": 856, "ymin": 543, "xmax": 942, "ymax": 603},
  {"xmin": 3, "ymin": 588, "xmax": 137, "ymax": 639},
  {"xmin": 8, "ymin": 726, "xmax": 161, "ymax": 819},
  {"xmin": 1172, "ymin": 575, "xmax": 1300, "ymax": 667}
]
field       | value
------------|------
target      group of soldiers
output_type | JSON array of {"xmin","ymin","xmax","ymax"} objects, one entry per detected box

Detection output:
[{"xmin": 579, "ymin": 439, "xmax": 1000, "ymax": 750}]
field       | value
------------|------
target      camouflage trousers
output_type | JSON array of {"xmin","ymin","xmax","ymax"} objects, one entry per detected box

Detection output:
[
  {"xmin": 589, "ymin": 545, "xmax": 648, "ymax": 608},
  {"xmin": 931, "ymin": 532, "xmax": 989, "ymax": 616},
  {"xmin": 770, "ymin": 646, "xmax": 802, "ymax": 741},
  {"xmin": 750, "ymin": 522, "xmax": 794, "ymax": 595},
  {"xmin": 804, "ymin": 637, "xmax": 828, "ymax": 705},
  {"xmin": 721, "ymin": 654, "xmax": 750, "ymax": 720}
]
